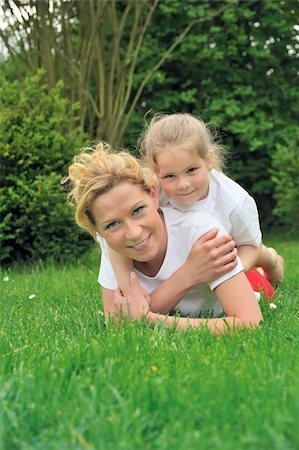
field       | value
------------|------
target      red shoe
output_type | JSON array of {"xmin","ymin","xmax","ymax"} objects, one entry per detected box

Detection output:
[{"xmin": 247, "ymin": 268, "xmax": 275, "ymax": 300}]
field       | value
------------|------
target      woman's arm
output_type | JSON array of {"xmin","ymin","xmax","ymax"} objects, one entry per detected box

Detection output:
[
  {"xmin": 111, "ymin": 271, "xmax": 263, "ymax": 335},
  {"xmin": 149, "ymin": 228, "xmax": 238, "ymax": 314},
  {"xmin": 212, "ymin": 271, "xmax": 263, "ymax": 329}
]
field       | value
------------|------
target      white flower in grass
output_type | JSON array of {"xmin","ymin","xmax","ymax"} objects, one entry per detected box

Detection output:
[
  {"xmin": 28, "ymin": 294, "xmax": 36, "ymax": 299},
  {"xmin": 3, "ymin": 276, "xmax": 9, "ymax": 282},
  {"xmin": 269, "ymin": 303, "xmax": 277, "ymax": 310},
  {"xmin": 254, "ymin": 292, "xmax": 261, "ymax": 302}
]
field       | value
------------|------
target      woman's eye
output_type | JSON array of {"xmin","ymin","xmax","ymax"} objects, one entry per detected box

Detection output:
[
  {"xmin": 105, "ymin": 221, "xmax": 119, "ymax": 230},
  {"xmin": 133, "ymin": 206, "xmax": 144, "ymax": 215}
]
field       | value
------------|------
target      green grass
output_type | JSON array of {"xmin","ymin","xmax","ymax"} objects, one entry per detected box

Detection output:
[{"xmin": 1, "ymin": 234, "xmax": 298, "ymax": 450}]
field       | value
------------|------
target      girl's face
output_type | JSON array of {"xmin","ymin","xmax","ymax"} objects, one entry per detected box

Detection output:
[
  {"xmin": 156, "ymin": 148, "xmax": 212, "ymax": 205},
  {"xmin": 93, "ymin": 182, "xmax": 167, "ymax": 264}
]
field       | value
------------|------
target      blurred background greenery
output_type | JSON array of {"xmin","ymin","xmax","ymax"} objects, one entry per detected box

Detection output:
[{"xmin": 0, "ymin": 0, "xmax": 298, "ymax": 266}]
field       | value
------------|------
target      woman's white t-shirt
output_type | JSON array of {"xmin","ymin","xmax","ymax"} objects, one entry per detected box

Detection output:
[{"xmin": 98, "ymin": 207, "xmax": 244, "ymax": 318}]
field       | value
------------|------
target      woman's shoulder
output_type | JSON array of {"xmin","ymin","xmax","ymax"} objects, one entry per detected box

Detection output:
[{"xmin": 161, "ymin": 206, "xmax": 224, "ymax": 234}]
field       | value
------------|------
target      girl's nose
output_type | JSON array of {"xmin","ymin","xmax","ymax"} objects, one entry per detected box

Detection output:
[{"xmin": 177, "ymin": 176, "xmax": 191, "ymax": 190}]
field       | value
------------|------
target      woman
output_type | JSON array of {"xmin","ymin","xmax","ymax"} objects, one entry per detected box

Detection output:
[{"xmin": 64, "ymin": 143, "xmax": 263, "ymax": 334}]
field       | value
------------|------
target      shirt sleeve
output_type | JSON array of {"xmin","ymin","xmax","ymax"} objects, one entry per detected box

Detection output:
[
  {"xmin": 208, "ymin": 256, "xmax": 244, "ymax": 291},
  {"xmin": 188, "ymin": 213, "xmax": 245, "ymax": 292},
  {"xmin": 229, "ymin": 195, "xmax": 262, "ymax": 247},
  {"xmin": 96, "ymin": 235, "xmax": 118, "ymax": 289}
]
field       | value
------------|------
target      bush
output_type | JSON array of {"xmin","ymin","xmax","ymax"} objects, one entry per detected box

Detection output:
[
  {"xmin": 0, "ymin": 70, "xmax": 92, "ymax": 265},
  {"xmin": 271, "ymin": 139, "xmax": 299, "ymax": 229}
]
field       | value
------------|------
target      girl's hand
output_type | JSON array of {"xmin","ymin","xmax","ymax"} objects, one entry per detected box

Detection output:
[
  {"xmin": 183, "ymin": 228, "xmax": 238, "ymax": 286},
  {"xmin": 113, "ymin": 272, "xmax": 150, "ymax": 320}
]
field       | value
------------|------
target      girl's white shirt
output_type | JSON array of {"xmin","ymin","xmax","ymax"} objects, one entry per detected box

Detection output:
[
  {"xmin": 97, "ymin": 207, "xmax": 244, "ymax": 318},
  {"xmin": 161, "ymin": 169, "xmax": 262, "ymax": 247}
]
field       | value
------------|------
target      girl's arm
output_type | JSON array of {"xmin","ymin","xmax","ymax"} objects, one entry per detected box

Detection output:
[
  {"xmin": 109, "ymin": 271, "xmax": 263, "ymax": 335},
  {"xmin": 107, "ymin": 228, "xmax": 238, "ymax": 315},
  {"xmin": 149, "ymin": 229, "xmax": 238, "ymax": 314},
  {"xmin": 237, "ymin": 243, "xmax": 262, "ymax": 273},
  {"xmin": 108, "ymin": 247, "xmax": 134, "ymax": 295}
]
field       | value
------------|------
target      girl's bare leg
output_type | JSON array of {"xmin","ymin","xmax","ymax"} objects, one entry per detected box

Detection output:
[{"xmin": 257, "ymin": 245, "xmax": 284, "ymax": 283}]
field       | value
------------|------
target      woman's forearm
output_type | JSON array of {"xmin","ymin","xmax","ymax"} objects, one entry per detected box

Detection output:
[
  {"xmin": 146, "ymin": 311, "xmax": 261, "ymax": 335},
  {"xmin": 111, "ymin": 271, "xmax": 263, "ymax": 335}
]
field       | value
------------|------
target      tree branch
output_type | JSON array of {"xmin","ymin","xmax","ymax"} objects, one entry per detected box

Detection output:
[{"xmin": 120, "ymin": 1, "xmax": 237, "ymax": 138}]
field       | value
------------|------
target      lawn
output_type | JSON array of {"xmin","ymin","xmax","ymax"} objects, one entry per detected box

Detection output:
[{"xmin": 1, "ymin": 233, "xmax": 298, "ymax": 450}]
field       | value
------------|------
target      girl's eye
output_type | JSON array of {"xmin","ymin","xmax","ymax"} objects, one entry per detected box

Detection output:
[
  {"xmin": 105, "ymin": 221, "xmax": 120, "ymax": 230},
  {"xmin": 133, "ymin": 206, "xmax": 144, "ymax": 215},
  {"xmin": 187, "ymin": 167, "xmax": 198, "ymax": 174},
  {"xmin": 162, "ymin": 174, "xmax": 174, "ymax": 180}
]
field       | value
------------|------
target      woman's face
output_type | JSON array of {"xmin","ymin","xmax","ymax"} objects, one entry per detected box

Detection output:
[{"xmin": 93, "ymin": 182, "xmax": 166, "ymax": 263}]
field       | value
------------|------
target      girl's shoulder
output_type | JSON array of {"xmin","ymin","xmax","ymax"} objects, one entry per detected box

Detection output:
[{"xmin": 211, "ymin": 170, "xmax": 251, "ymax": 202}]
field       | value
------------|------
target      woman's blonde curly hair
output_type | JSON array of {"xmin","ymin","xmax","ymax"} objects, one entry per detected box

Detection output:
[{"xmin": 62, "ymin": 142, "xmax": 157, "ymax": 237}]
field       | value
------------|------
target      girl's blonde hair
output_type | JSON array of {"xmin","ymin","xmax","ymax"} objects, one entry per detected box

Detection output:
[
  {"xmin": 62, "ymin": 142, "xmax": 157, "ymax": 237},
  {"xmin": 139, "ymin": 113, "xmax": 226, "ymax": 172}
]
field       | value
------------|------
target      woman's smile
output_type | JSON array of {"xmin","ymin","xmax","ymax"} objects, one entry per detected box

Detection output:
[{"xmin": 127, "ymin": 235, "xmax": 151, "ymax": 250}]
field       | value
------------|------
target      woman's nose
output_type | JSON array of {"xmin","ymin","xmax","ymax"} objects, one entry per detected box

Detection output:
[{"xmin": 125, "ymin": 221, "xmax": 142, "ymax": 239}]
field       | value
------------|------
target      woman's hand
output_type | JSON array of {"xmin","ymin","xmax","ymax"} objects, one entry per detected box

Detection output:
[
  {"xmin": 113, "ymin": 272, "xmax": 150, "ymax": 320},
  {"xmin": 182, "ymin": 228, "xmax": 238, "ymax": 287}
]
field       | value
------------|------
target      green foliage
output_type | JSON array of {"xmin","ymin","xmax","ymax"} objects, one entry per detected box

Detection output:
[
  {"xmin": 271, "ymin": 139, "xmax": 299, "ymax": 228},
  {"xmin": 126, "ymin": 0, "xmax": 298, "ymax": 226},
  {"xmin": 0, "ymin": 70, "xmax": 92, "ymax": 265},
  {"xmin": 1, "ymin": 0, "xmax": 297, "ymax": 226}
]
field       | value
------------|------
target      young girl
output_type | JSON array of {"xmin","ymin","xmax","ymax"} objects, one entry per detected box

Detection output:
[
  {"xmin": 110, "ymin": 113, "xmax": 283, "ymax": 307},
  {"xmin": 65, "ymin": 143, "xmax": 263, "ymax": 333}
]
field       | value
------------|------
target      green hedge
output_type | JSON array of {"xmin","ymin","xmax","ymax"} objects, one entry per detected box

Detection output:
[
  {"xmin": 271, "ymin": 139, "xmax": 299, "ymax": 229},
  {"xmin": 0, "ymin": 70, "xmax": 92, "ymax": 265}
]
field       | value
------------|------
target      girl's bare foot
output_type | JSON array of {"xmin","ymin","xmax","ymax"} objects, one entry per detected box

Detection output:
[{"xmin": 264, "ymin": 248, "xmax": 285, "ymax": 284}]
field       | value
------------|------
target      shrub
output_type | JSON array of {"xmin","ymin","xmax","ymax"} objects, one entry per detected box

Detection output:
[
  {"xmin": 271, "ymin": 139, "xmax": 299, "ymax": 229},
  {"xmin": 0, "ymin": 70, "xmax": 92, "ymax": 265}
]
